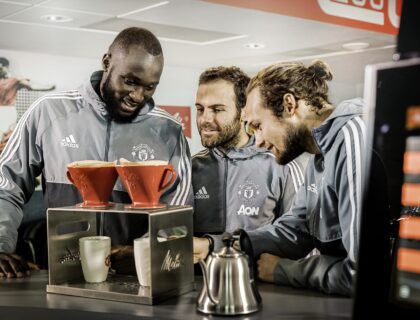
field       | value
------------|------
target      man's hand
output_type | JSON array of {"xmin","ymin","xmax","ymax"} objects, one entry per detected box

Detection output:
[
  {"xmin": 0, "ymin": 252, "xmax": 37, "ymax": 278},
  {"xmin": 257, "ymin": 253, "xmax": 280, "ymax": 283},
  {"xmin": 193, "ymin": 237, "xmax": 210, "ymax": 264},
  {"xmin": 110, "ymin": 245, "xmax": 135, "ymax": 275}
]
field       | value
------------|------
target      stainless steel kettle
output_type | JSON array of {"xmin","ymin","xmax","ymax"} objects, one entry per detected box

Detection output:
[{"xmin": 197, "ymin": 235, "xmax": 262, "ymax": 315}]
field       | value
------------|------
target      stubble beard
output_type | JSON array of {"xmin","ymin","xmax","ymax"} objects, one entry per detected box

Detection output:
[
  {"xmin": 275, "ymin": 125, "xmax": 309, "ymax": 165},
  {"xmin": 199, "ymin": 113, "xmax": 242, "ymax": 150},
  {"xmin": 101, "ymin": 75, "xmax": 142, "ymax": 123}
]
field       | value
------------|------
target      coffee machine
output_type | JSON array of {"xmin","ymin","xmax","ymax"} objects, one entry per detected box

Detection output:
[{"xmin": 46, "ymin": 204, "xmax": 194, "ymax": 305}]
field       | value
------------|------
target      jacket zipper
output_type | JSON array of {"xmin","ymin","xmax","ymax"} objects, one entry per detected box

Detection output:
[
  {"xmin": 100, "ymin": 119, "xmax": 111, "ymax": 236},
  {"xmin": 104, "ymin": 119, "xmax": 111, "ymax": 161},
  {"xmin": 222, "ymin": 156, "xmax": 228, "ymax": 231}
]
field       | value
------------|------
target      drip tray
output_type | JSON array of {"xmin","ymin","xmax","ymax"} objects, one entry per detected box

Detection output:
[{"xmin": 47, "ymin": 273, "xmax": 193, "ymax": 305}]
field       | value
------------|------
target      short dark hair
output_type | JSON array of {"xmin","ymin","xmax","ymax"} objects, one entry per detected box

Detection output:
[
  {"xmin": 0, "ymin": 57, "xmax": 10, "ymax": 67},
  {"xmin": 199, "ymin": 66, "xmax": 250, "ymax": 111},
  {"xmin": 248, "ymin": 60, "xmax": 333, "ymax": 118},
  {"xmin": 109, "ymin": 27, "xmax": 162, "ymax": 56}
]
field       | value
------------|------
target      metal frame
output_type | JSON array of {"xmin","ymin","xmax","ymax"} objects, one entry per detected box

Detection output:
[{"xmin": 46, "ymin": 204, "xmax": 194, "ymax": 305}]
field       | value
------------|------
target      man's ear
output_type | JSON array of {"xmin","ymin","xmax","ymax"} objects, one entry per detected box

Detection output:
[
  {"xmin": 102, "ymin": 53, "xmax": 111, "ymax": 72},
  {"xmin": 282, "ymin": 93, "xmax": 297, "ymax": 116}
]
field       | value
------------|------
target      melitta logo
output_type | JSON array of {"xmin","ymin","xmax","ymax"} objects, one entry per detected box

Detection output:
[
  {"xmin": 58, "ymin": 247, "xmax": 79, "ymax": 264},
  {"xmin": 161, "ymin": 250, "xmax": 183, "ymax": 272},
  {"xmin": 237, "ymin": 205, "xmax": 260, "ymax": 216},
  {"xmin": 318, "ymin": 0, "xmax": 400, "ymax": 28}
]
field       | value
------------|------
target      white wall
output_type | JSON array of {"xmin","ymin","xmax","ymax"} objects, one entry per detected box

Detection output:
[
  {"xmin": 153, "ymin": 65, "xmax": 202, "ymax": 154},
  {"xmin": 0, "ymin": 49, "xmax": 204, "ymax": 154},
  {"xmin": 0, "ymin": 47, "xmax": 394, "ymax": 155},
  {"xmin": 0, "ymin": 49, "xmax": 99, "ymax": 91},
  {"xmin": 309, "ymin": 48, "xmax": 394, "ymax": 105},
  {"xmin": 245, "ymin": 47, "xmax": 394, "ymax": 105}
]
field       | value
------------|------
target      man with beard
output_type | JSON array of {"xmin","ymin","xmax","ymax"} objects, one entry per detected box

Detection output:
[
  {"xmin": 242, "ymin": 60, "xmax": 365, "ymax": 296},
  {"xmin": 192, "ymin": 66, "xmax": 309, "ymax": 261},
  {"xmin": 0, "ymin": 27, "xmax": 192, "ymax": 278}
]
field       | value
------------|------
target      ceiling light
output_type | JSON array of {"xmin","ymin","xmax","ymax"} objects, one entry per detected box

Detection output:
[
  {"xmin": 41, "ymin": 14, "xmax": 73, "ymax": 23},
  {"xmin": 342, "ymin": 42, "xmax": 370, "ymax": 51},
  {"xmin": 243, "ymin": 43, "xmax": 266, "ymax": 50}
]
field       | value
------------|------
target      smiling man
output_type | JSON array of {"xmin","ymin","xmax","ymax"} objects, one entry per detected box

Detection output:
[
  {"xmin": 192, "ymin": 66, "xmax": 309, "ymax": 260},
  {"xmin": 242, "ymin": 60, "xmax": 365, "ymax": 296},
  {"xmin": 0, "ymin": 27, "xmax": 192, "ymax": 278}
]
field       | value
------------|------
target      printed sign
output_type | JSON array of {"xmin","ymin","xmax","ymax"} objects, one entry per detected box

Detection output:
[
  {"xmin": 404, "ymin": 151, "xmax": 420, "ymax": 175},
  {"xmin": 407, "ymin": 106, "xmax": 420, "ymax": 130},
  {"xmin": 160, "ymin": 105, "xmax": 192, "ymax": 138},
  {"xmin": 205, "ymin": 0, "xmax": 402, "ymax": 35}
]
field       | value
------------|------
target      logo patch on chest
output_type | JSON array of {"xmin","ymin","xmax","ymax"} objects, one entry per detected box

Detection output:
[
  {"xmin": 237, "ymin": 180, "xmax": 260, "ymax": 205},
  {"xmin": 237, "ymin": 205, "xmax": 260, "ymax": 216},
  {"xmin": 132, "ymin": 144, "xmax": 155, "ymax": 161},
  {"xmin": 60, "ymin": 134, "xmax": 79, "ymax": 148},
  {"xmin": 194, "ymin": 186, "xmax": 210, "ymax": 199},
  {"xmin": 307, "ymin": 183, "xmax": 318, "ymax": 195}
]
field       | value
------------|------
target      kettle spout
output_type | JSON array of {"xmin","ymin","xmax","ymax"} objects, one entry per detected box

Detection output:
[{"xmin": 198, "ymin": 259, "xmax": 219, "ymax": 305}]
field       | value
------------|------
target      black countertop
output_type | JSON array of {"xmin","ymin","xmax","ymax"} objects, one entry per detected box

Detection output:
[{"xmin": 0, "ymin": 270, "xmax": 352, "ymax": 320}]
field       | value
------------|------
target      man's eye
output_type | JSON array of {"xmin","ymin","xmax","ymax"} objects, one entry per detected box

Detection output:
[
  {"xmin": 214, "ymin": 109, "xmax": 223, "ymax": 113},
  {"xmin": 145, "ymin": 85, "xmax": 156, "ymax": 91},
  {"xmin": 123, "ymin": 78, "xmax": 136, "ymax": 85}
]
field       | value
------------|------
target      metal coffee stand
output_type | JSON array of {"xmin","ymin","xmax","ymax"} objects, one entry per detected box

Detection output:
[{"xmin": 46, "ymin": 204, "xmax": 194, "ymax": 305}]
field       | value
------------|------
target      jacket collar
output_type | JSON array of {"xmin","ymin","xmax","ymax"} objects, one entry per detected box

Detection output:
[
  {"xmin": 312, "ymin": 98, "xmax": 365, "ymax": 154},
  {"xmin": 212, "ymin": 135, "xmax": 272, "ymax": 159}
]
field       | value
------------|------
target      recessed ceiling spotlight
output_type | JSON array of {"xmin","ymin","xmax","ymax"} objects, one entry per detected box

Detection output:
[
  {"xmin": 41, "ymin": 14, "xmax": 73, "ymax": 23},
  {"xmin": 342, "ymin": 42, "xmax": 370, "ymax": 51},
  {"xmin": 243, "ymin": 43, "xmax": 266, "ymax": 50}
]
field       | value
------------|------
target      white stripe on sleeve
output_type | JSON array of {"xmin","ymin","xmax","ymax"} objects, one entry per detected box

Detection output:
[
  {"xmin": 170, "ymin": 135, "xmax": 191, "ymax": 205},
  {"xmin": 354, "ymin": 116, "xmax": 366, "ymax": 145},
  {"xmin": 286, "ymin": 163, "xmax": 299, "ymax": 193},
  {"xmin": 342, "ymin": 124, "xmax": 362, "ymax": 263},
  {"xmin": 290, "ymin": 160, "xmax": 303, "ymax": 186},
  {"xmin": 0, "ymin": 93, "xmax": 82, "ymax": 188}
]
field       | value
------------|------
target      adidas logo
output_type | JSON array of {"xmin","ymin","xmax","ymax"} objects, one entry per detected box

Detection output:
[
  {"xmin": 194, "ymin": 186, "xmax": 210, "ymax": 199},
  {"xmin": 307, "ymin": 183, "xmax": 318, "ymax": 195},
  {"xmin": 61, "ymin": 134, "xmax": 79, "ymax": 148}
]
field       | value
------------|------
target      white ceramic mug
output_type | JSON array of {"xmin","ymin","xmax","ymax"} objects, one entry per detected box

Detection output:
[
  {"xmin": 79, "ymin": 236, "xmax": 111, "ymax": 283},
  {"xmin": 134, "ymin": 237, "xmax": 151, "ymax": 287}
]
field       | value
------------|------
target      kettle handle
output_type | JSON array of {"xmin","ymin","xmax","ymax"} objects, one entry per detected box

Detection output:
[
  {"xmin": 238, "ymin": 229, "xmax": 262, "ymax": 304},
  {"xmin": 198, "ymin": 259, "xmax": 219, "ymax": 305},
  {"xmin": 237, "ymin": 230, "xmax": 259, "ymax": 279}
]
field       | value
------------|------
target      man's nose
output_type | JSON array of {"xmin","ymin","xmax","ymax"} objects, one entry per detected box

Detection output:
[
  {"xmin": 200, "ymin": 109, "xmax": 215, "ymax": 123},
  {"xmin": 129, "ymin": 87, "xmax": 145, "ymax": 104}
]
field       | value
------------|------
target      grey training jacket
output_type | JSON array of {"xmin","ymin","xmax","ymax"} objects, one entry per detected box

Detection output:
[
  {"xmin": 192, "ymin": 136, "xmax": 309, "ymax": 247},
  {"xmin": 247, "ymin": 98, "xmax": 365, "ymax": 296},
  {"xmin": 0, "ymin": 71, "xmax": 193, "ymax": 253}
]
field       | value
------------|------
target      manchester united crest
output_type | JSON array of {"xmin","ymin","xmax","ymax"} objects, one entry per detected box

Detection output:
[
  {"xmin": 237, "ymin": 180, "xmax": 260, "ymax": 204},
  {"xmin": 132, "ymin": 144, "xmax": 155, "ymax": 161}
]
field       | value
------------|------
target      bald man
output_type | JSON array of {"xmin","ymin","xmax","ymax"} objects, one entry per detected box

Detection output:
[{"xmin": 0, "ymin": 27, "xmax": 192, "ymax": 278}]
